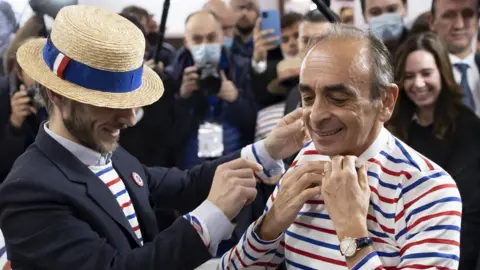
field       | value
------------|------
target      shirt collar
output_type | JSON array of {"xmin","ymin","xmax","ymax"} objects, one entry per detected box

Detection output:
[
  {"xmin": 356, "ymin": 126, "xmax": 390, "ymax": 166},
  {"xmin": 303, "ymin": 126, "xmax": 391, "ymax": 167},
  {"xmin": 449, "ymin": 52, "xmax": 475, "ymax": 66},
  {"xmin": 43, "ymin": 123, "xmax": 112, "ymax": 166}
]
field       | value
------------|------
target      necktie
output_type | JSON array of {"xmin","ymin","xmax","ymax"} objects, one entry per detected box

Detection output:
[{"xmin": 454, "ymin": 63, "xmax": 476, "ymax": 111}]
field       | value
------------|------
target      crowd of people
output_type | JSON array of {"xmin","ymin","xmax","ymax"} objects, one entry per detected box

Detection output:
[{"xmin": 0, "ymin": 0, "xmax": 479, "ymax": 269}]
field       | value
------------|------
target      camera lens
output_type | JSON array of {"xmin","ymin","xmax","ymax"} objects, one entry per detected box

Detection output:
[{"xmin": 262, "ymin": 12, "xmax": 268, "ymax": 18}]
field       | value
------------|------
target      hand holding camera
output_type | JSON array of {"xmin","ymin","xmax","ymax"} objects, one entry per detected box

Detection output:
[
  {"xmin": 179, "ymin": 66, "xmax": 200, "ymax": 99},
  {"xmin": 10, "ymin": 85, "xmax": 37, "ymax": 129},
  {"xmin": 217, "ymin": 71, "xmax": 238, "ymax": 103},
  {"xmin": 252, "ymin": 12, "xmax": 281, "ymax": 63}
]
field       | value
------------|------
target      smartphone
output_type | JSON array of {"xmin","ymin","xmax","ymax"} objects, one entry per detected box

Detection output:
[{"xmin": 260, "ymin": 9, "xmax": 281, "ymax": 46}]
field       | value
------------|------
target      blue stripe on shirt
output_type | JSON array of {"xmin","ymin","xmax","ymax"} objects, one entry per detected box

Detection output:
[
  {"xmin": 367, "ymin": 171, "xmax": 402, "ymax": 191},
  {"xmin": 401, "ymin": 171, "xmax": 447, "ymax": 195},
  {"xmin": 402, "ymin": 252, "xmax": 459, "ymax": 261},
  {"xmin": 95, "ymin": 166, "xmax": 113, "ymax": 177},
  {"xmin": 0, "ymin": 246, "xmax": 5, "ymax": 258},
  {"xmin": 406, "ymin": 225, "xmax": 461, "ymax": 240},
  {"xmin": 114, "ymin": 189, "xmax": 127, "ymax": 198},
  {"xmin": 394, "ymin": 139, "xmax": 421, "ymax": 171},
  {"xmin": 352, "ymin": 250, "xmax": 377, "ymax": 270},
  {"xmin": 370, "ymin": 201, "xmax": 395, "ymax": 219},
  {"xmin": 298, "ymin": 211, "xmax": 331, "ymax": 220},
  {"xmin": 126, "ymin": 213, "xmax": 136, "ymax": 220},
  {"xmin": 406, "ymin": 197, "xmax": 462, "ymax": 223},
  {"xmin": 285, "ymin": 230, "xmax": 338, "ymax": 250},
  {"xmin": 285, "ymin": 258, "xmax": 317, "ymax": 270}
]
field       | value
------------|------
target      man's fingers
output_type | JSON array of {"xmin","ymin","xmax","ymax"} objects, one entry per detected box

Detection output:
[
  {"xmin": 297, "ymin": 185, "xmax": 322, "ymax": 204},
  {"xmin": 342, "ymin": 156, "xmax": 357, "ymax": 173},
  {"xmin": 30, "ymin": 106, "xmax": 37, "ymax": 114},
  {"xmin": 234, "ymin": 177, "xmax": 257, "ymax": 189},
  {"xmin": 220, "ymin": 70, "xmax": 227, "ymax": 81},
  {"xmin": 238, "ymin": 186, "xmax": 257, "ymax": 205},
  {"xmin": 184, "ymin": 66, "xmax": 198, "ymax": 74},
  {"xmin": 298, "ymin": 172, "xmax": 323, "ymax": 190},
  {"xmin": 332, "ymin": 156, "xmax": 344, "ymax": 171},
  {"xmin": 283, "ymin": 161, "xmax": 329, "ymax": 187},
  {"xmin": 357, "ymin": 164, "xmax": 369, "ymax": 191},
  {"xmin": 281, "ymin": 108, "xmax": 304, "ymax": 126},
  {"xmin": 225, "ymin": 158, "xmax": 263, "ymax": 171},
  {"xmin": 12, "ymin": 97, "xmax": 31, "ymax": 106},
  {"xmin": 228, "ymin": 168, "xmax": 254, "ymax": 179}
]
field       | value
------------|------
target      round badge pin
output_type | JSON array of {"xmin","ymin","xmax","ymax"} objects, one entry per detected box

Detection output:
[{"xmin": 132, "ymin": 172, "xmax": 144, "ymax": 187}]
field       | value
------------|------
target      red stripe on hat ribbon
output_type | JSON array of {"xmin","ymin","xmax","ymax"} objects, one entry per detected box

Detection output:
[{"xmin": 57, "ymin": 56, "xmax": 71, "ymax": 79}]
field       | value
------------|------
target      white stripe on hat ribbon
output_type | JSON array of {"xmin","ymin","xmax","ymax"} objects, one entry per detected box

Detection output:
[{"xmin": 52, "ymin": 53, "xmax": 70, "ymax": 79}]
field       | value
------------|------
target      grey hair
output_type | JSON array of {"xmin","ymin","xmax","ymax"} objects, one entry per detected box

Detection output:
[{"xmin": 305, "ymin": 23, "xmax": 394, "ymax": 99}]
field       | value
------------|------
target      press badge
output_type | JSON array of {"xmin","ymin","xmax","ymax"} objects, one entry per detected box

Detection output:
[{"xmin": 198, "ymin": 122, "xmax": 224, "ymax": 158}]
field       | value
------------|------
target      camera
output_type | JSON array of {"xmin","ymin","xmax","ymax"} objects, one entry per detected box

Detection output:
[{"xmin": 197, "ymin": 64, "xmax": 222, "ymax": 96}]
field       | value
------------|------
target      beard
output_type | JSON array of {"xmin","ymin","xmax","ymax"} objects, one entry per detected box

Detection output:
[
  {"xmin": 236, "ymin": 16, "xmax": 254, "ymax": 36},
  {"xmin": 63, "ymin": 101, "xmax": 119, "ymax": 154}
]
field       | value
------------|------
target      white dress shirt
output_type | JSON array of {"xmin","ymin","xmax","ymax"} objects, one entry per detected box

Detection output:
[{"xmin": 449, "ymin": 53, "xmax": 480, "ymax": 117}]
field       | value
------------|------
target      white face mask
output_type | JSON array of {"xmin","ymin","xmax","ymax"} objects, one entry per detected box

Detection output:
[
  {"xmin": 369, "ymin": 13, "xmax": 404, "ymax": 42},
  {"xmin": 189, "ymin": 43, "xmax": 222, "ymax": 68}
]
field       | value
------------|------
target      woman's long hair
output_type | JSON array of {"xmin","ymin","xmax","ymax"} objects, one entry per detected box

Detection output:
[{"xmin": 387, "ymin": 32, "xmax": 464, "ymax": 141}]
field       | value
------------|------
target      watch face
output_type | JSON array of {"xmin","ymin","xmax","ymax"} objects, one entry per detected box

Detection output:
[{"xmin": 340, "ymin": 238, "xmax": 357, "ymax": 257}]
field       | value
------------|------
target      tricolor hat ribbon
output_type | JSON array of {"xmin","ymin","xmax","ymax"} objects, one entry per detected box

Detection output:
[{"xmin": 41, "ymin": 36, "xmax": 144, "ymax": 93}]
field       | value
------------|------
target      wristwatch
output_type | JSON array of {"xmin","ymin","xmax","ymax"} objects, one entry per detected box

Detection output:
[{"xmin": 339, "ymin": 236, "xmax": 373, "ymax": 258}]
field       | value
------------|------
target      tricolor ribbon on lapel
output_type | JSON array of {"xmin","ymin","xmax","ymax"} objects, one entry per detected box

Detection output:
[{"xmin": 41, "ymin": 36, "xmax": 144, "ymax": 93}]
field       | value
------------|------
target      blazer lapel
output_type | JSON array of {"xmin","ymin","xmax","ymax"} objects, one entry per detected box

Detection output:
[
  {"xmin": 34, "ymin": 126, "xmax": 141, "ymax": 245},
  {"xmin": 112, "ymin": 155, "xmax": 158, "ymax": 244}
]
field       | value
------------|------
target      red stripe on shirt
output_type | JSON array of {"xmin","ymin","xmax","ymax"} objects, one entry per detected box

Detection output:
[
  {"xmin": 303, "ymin": 150, "xmax": 319, "ymax": 155},
  {"xmin": 395, "ymin": 184, "xmax": 457, "ymax": 222},
  {"xmin": 283, "ymin": 243, "xmax": 346, "ymax": 267},
  {"xmin": 369, "ymin": 158, "xmax": 412, "ymax": 179},
  {"xmin": 400, "ymin": 238, "xmax": 460, "ymax": 255},
  {"xmin": 247, "ymin": 238, "xmax": 269, "ymax": 253},
  {"xmin": 406, "ymin": 211, "xmax": 462, "ymax": 233},
  {"xmin": 105, "ymin": 177, "xmax": 120, "ymax": 187},
  {"xmin": 293, "ymin": 221, "xmax": 337, "ymax": 235},
  {"xmin": 369, "ymin": 185, "xmax": 398, "ymax": 204},
  {"xmin": 120, "ymin": 201, "xmax": 132, "ymax": 208}
]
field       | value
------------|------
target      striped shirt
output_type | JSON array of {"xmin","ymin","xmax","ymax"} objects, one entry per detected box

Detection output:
[
  {"xmin": 254, "ymin": 103, "xmax": 285, "ymax": 142},
  {"xmin": 88, "ymin": 162, "xmax": 143, "ymax": 245},
  {"xmin": 219, "ymin": 127, "xmax": 462, "ymax": 269}
]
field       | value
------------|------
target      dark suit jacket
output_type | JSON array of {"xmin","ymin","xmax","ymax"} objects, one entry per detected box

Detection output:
[
  {"xmin": 405, "ymin": 106, "xmax": 480, "ymax": 270},
  {"xmin": 0, "ymin": 126, "xmax": 240, "ymax": 270}
]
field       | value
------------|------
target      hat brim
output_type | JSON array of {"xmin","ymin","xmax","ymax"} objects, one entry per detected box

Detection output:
[{"xmin": 17, "ymin": 39, "xmax": 164, "ymax": 109}]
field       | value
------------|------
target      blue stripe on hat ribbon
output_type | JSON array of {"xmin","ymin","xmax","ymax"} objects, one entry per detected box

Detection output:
[{"xmin": 42, "ymin": 36, "xmax": 144, "ymax": 93}]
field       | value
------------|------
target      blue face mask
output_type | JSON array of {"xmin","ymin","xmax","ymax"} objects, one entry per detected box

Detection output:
[
  {"xmin": 223, "ymin": 36, "xmax": 234, "ymax": 49},
  {"xmin": 369, "ymin": 13, "xmax": 404, "ymax": 42},
  {"xmin": 190, "ymin": 43, "xmax": 222, "ymax": 68}
]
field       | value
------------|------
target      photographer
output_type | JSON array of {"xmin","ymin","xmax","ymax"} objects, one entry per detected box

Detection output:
[
  {"xmin": 0, "ymin": 57, "xmax": 47, "ymax": 182},
  {"xmin": 164, "ymin": 10, "xmax": 257, "ymax": 170}
]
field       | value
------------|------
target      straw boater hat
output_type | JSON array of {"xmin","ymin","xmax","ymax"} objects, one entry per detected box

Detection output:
[{"xmin": 16, "ymin": 5, "xmax": 164, "ymax": 109}]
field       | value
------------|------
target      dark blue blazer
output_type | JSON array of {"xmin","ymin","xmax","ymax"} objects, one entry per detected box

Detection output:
[{"xmin": 0, "ymin": 125, "xmax": 239, "ymax": 270}]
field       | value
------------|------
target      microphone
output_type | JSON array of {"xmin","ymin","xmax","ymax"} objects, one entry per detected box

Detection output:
[
  {"xmin": 153, "ymin": 0, "xmax": 170, "ymax": 63},
  {"xmin": 311, "ymin": 0, "xmax": 339, "ymax": 23}
]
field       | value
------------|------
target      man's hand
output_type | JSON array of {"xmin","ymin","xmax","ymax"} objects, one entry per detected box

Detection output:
[
  {"xmin": 207, "ymin": 158, "xmax": 263, "ymax": 220},
  {"xmin": 265, "ymin": 108, "xmax": 310, "ymax": 160},
  {"xmin": 258, "ymin": 161, "xmax": 328, "ymax": 240},
  {"xmin": 322, "ymin": 156, "xmax": 370, "ymax": 240},
  {"xmin": 179, "ymin": 66, "xmax": 200, "ymax": 99},
  {"xmin": 217, "ymin": 71, "xmax": 239, "ymax": 103},
  {"xmin": 145, "ymin": 59, "xmax": 164, "ymax": 74},
  {"xmin": 252, "ymin": 19, "xmax": 280, "ymax": 63},
  {"xmin": 10, "ymin": 85, "xmax": 37, "ymax": 129}
]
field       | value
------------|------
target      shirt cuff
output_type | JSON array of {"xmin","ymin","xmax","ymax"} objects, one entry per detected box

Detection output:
[
  {"xmin": 241, "ymin": 140, "xmax": 285, "ymax": 182},
  {"xmin": 251, "ymin": 59, "xmax": 267, "ymax": 74},
  {"xmin": 186, "ymin": 200, "xmax": 233, "ymax": 256}
]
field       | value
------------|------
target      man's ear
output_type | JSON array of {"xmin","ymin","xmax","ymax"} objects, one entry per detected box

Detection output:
[{"xmin": 378, "ymin": 83, "xmax": 399, "ymax": 122}]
